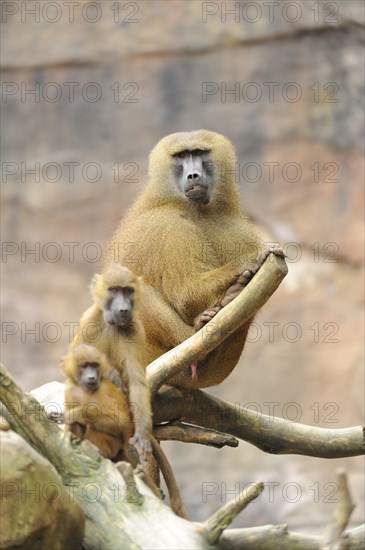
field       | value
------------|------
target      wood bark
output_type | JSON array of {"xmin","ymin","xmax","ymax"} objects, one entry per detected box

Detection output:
[{"xmin": 1, "ymin": 254, "xmax": 364, "ymax": 548}]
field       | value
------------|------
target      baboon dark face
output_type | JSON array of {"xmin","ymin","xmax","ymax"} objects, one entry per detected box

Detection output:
[
  {"xmin": 173, "ymin": 149, "xmax": 216, "ymax": 205},
  {"xmin": 103, "ymin": 286, "xmax": 135, "ymax": 327},
  {"xmin": 79, "ymin": 362, "xmax": 100, "ymax": 392}
]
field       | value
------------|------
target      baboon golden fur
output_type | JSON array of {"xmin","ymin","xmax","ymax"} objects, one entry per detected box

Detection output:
[
  {"xmin": 62, "ymin": 344, "xmax": 133, "ymax": 460},
  {"xmin": 71, "ymin": 264, "xmax": 152, "ymax": 459},
  {"xmin": 105, "ymin": 130, "xmax": 264, "ymax": 388}
]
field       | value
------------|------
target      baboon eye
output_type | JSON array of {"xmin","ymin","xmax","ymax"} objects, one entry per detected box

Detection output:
[
  {"xmin": 174, "ymin": 149, "xmax": 210, "ymax": 160},
  {"xmin": 174, "ymin": 150, "xmax": 190, "ymax": 159},
  {"xmin": 80, "ymin": 362, "xmax": 99, "ymax": 369},
  {"xmin": 109, "ymin": 287, "xmax": 120, "ymax": 295},
  {"xmin": 123, "ymin": 286, "xmax": 134, "ymax": 295}
]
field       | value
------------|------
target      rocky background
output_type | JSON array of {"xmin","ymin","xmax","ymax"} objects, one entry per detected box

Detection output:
[{"xmin": 1, "ymin": 0, "xmax": 364, "ymax": 533}]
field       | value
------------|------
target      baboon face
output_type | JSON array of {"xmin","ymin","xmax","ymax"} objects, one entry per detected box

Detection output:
[
  {"xmin": 61, "ymin": 344, "xmax": 108, "ymax": 389},
  {"xmin": 78, "ymin": 362, "xmax": 100, "ymax": 392},
  {"xmin": 103, "ymin": 285, "xmax": 135, "ymax": 327},
  {"xmin": 172, "ymin": 149, "xmax": 216, "ymax": 205},
  {"xmin": 148, "ymin": 131, "xmax": 238, "ymax": 209}
]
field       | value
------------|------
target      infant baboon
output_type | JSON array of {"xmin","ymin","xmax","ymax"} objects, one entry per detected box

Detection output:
[{"xmin": 62, "ymin": 344, "xmax": 133, "ymax": 460}]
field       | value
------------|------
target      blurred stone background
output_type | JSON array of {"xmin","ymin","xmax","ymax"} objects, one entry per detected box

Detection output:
[{"xmin": 1, "ymin": 0, "xmax": 364, "ymax": 533}]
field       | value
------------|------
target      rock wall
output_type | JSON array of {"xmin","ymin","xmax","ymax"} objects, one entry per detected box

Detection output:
[{"xmin": 1, "ymin": 0, "xmax": 364, "ymax": 531}]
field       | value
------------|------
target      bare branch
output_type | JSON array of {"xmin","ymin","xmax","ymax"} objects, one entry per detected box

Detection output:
[
  {"xmin": 0, "ymin": 364, "xmax": 204, "ymax": 548},
  {"xmin": 322, "ymin": 469, "xmax": 356, "ymax": 549},
  {"xmin": 147, "ymin": 254, "xmax": 288, "ymax": 393},
  {"xmin": 219, "ymin": 524, "xmax": 365, "ymax": 549},
  {"xmin": 204, "ymin": 482, "xmax": 264, "ymax": 545},
  {"xmin": 0, "ymin": 363, "xmax": 77, "ymax": 474},
  {"xmin": 154, "ymin": 421, "xmax": 239, "ymax": 448},
  {"xmin": 1, "ymin": 362, "xmax": 364, "ymax": 549},
  {"xmin": 151, "ymin": 436, "xmax": 188, "ymax": 519},
  {"xmin": 154, "ymin": 388, "xmax": 365, "ymax": 459}
]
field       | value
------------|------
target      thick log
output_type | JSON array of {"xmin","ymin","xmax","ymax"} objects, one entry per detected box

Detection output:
[
  {"xmin": 1, "ymin": 367, "xmax": 364, "ymax": 549},
  {"xmin": 0, "ymin": 364, "xmax": 208, "ymax": 549}
]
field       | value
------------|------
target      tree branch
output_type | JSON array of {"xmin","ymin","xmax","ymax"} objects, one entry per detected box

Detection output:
[
  {"xmin": 0, "ymin": 362, "xmax": 77, "ymax": 475},
  {"xmin": 154, "ymin": 421, "xmax": 239, "ymax": 448},
  {"xmin": 219, "ymin": 524, "xmax": 365, "ymax": 550},
  {"xmin": 322, "ymin": 468, "xmax": 355, "ymax": 549},
  {"xmin": 151, "ymin": 436, "xmax": 188, "ymax": 519},
  {"xmin": 204, "ymin": 482, "xmax": 264, "ymax": 545},
  {"xmin": 153, "ymin": 388, "xmax": 365, "ymax": 459},
  {"xmin": 147, "ymin": 254, "xmax": 288, "ymax": 393},
  {"xmin": 0, "ymin": 364, "xmax": 203, "ymax": 549},
  {"xmin": 2, "ymin": 364, "xmax": 364, "ymax": 549}
]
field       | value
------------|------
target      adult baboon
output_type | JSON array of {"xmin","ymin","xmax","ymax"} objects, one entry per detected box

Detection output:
[{"xmin": 105, "ymin": 130, "xmax": 282, "ymax": 388}]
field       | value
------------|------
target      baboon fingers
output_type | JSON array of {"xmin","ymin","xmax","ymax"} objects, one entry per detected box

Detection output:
[{"xmin": 269, "ymin": 244, "xmax": 286, "ymax": 258}]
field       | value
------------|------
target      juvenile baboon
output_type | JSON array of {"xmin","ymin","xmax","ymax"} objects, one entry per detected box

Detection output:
[
  {"xmin": 62, "ymin": 344, "xmax": 133, "ymax": 460},
  {"xmin": 105, "ymin": 130, "xmax": 283, "ymax": 388},
  {"xmin": 71, "ymin": 264, "xmax": 152, "ymax": 461}
]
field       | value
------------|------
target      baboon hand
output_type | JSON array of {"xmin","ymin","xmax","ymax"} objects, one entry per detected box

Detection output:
[
  {"xmin": 105, "ymin": 368, "xmax": 128, "ymax": 394},
  {"xmin": 194, "ymin": 306, "xmax": 221, "ymax": 331},
  {"xmin": 250, "ymin": 244, "xmax": 286, "ymax": 276},
  {"xmin": 194, "ymin": 245, "xmax": 285, "ymax": 331},
  {"xmin": 220, "ymin": 244, "xmax": 285, "ymax": 307}
]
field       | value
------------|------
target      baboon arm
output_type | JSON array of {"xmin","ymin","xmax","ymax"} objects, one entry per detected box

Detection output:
[
  {"xmin": 165, "ymin": 261, "xmax": 241, "ymax": 327},
  {"xmin": 139, "ymin": 283, "xmax": 195, "ymax": 348},
  {"xmin": 125, "ymin": 359, "xmax": 152, "ymax": 437},
  {"xmin": 196, "ymin": 261, "xmax": 240, "ymax": 297},
  {"xmin": 138, "ymin": 216, "xmax": 261, "ymax": 321}
]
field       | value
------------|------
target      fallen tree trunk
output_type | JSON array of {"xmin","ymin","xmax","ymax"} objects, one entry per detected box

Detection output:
[
  {"xmin": 0, "ymin": 364, "xmax": 209, "ymax": 549},
  {"xmin": 0, "ymin": 365, "xmax": 280, "ymax": 549},
  {"xmin": 1, "ymin": 251, "xmax": 364, "ymax": 548},
  {"xmin": 0, "ymin": 429, "xmax": 84, "ymax": 550},
  {"xmin": 1, "ymin": 366, "xmax": 364, "ymax": 549}
]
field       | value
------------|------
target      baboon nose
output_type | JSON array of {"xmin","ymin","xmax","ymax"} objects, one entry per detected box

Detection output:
[{"xmin": 187, "ymin": 172, "xmax": 201, "ymax": 181}]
